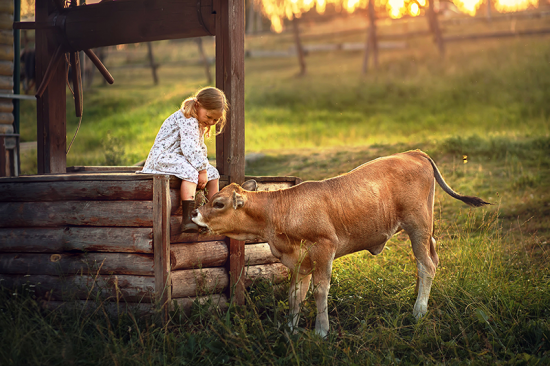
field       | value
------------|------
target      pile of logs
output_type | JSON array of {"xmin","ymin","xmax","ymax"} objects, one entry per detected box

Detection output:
[{"xmin": 0, "ymin": 170, "xmax": 296, "ymax": 317}]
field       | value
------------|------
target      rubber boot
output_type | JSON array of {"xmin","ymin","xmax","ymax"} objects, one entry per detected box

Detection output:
[{"xmin": 181, "ymin": 200, "xmax": 200, "ymax": 233}]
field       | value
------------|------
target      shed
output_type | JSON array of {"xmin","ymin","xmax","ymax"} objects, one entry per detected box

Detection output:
[{"xmin": 0, "ymin": 0, "xmax": 294, "ymax": 320}]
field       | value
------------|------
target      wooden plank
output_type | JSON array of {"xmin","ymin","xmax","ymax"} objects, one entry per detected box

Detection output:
[
  {"xmin": 0, "ymin": 44, "xmax": 13, "ymax": 61},
  {"xmin": 153, "ymin": 175, "xmax": 171, "ymax": 321},
  {"xmin": 67, "ymin": 166, "xmax": 148, "ymax": 173},
  {"xmin": 172, "ymin": 294, "xmax": 228, "ymax": 315},
  {"xmin": 0, "ymin": 252, "xmax": 154, "ymax": 276},
  {"xmin": 215, "ymin": 0, "xmax": 246, "ymax": 306},
  {"xmin": 0, "ymin": 227, "xmax": 153, "ymax": 253},
  {"xmin": 0, "ymin": 74, "xmax": 12, "ymax": 89},
  {"xmin": 36, "ymin": 0, "xmax": 66, "ymax": 174},
  {"xmin": 169, "ymin": 216, "xmax": 225, "ymax": 243},
  {"xmin": 0, "ymin": 180, "xmax": 154, "ymax": 201},
  {"xmin": 245, "ymin": 243, "xmax": 279, "ymax": 266},
  {"xmin": 0, "ymin": 274, "xmax": 155, "ymax": 301},
  {"xmin": 0, "ymin": 111, "xmax": 13, "ymax": 124},
  {"xmin": 171, "ymin": 267, "xmax": 229, "ymax": 298},
  {"xmin": 443, "ymin": 28, "xmax": 550, "ymax": 42},
  {"xmin": 0, "ymin": 201, "xmax": 154, "ymax": 227},
  {"xmin": 170, "ymin": 241, "xmax": 228, "ymax": 270},
  {"xmin": 62, "ymin": 0, "xmax": 215, "ymax": 50},
  {"xmin": 0, "ymin": 172, "xmax": 154, "ymax": 184},
  {"xmin": 0, "ymin": 30, "xmax": 12, "ymax": 45},
  {"xmin": 245, "ymin": 263, "xmax": 289, "ymax": 287},
  {"xmin": 0, "ymin": 99, "xmax": 13, "ymax": 113}
]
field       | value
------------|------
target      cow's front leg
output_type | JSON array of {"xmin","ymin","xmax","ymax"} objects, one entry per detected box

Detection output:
[{"xmin": 288, "ymin": 271, "xmax": 311, "ymax": 333}]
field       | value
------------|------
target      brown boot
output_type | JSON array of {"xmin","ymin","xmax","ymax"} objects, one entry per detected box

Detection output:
[{"xmin": 181, "ymin": 200, "xmax": 200, "ymax": 233}]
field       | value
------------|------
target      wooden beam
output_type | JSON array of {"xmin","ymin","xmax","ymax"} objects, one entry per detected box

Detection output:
[
  {"xmin": 63, "ymin": 0, "xmax": 215, "ymax": 50},
  {"xmin": 35, "ymin": 1, "xmax": 66, "ymax": 174},
  {"xmin": 214, "ymin": 0, "xmax": 246, "ymax": 306},
  {"xmin": 153, "ymin": 175, "xmax": 171, "ymax": 322}
]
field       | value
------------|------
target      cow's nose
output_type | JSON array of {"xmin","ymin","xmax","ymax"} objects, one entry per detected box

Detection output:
[{"xmin": 191, "ymin": 209, "xmax": 198, "ymax": 218}]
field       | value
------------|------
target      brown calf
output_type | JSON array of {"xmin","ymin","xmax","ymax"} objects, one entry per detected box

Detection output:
[{"xmin": 193, "ymin": 150, "xmax": 490, "ymax": 337}]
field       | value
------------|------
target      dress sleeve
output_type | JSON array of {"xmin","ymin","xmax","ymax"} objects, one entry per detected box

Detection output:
[{"xmin": 179, "ymin": 115, "xmax": 209, "ymax": 171}]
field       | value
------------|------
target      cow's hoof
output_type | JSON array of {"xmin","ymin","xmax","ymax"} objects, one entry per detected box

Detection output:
[{"xmin": 412, "ymin": 305, "xmax": 427, "ymax": 320}]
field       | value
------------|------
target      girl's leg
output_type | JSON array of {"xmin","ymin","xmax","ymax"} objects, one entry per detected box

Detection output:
[
  {"xmin": 181, "ymin": 180, "xmax": 198, "ymax": 201},
  {"xmin": 205, "ymin": 179, "xmax": 219, "ymax": 201}
]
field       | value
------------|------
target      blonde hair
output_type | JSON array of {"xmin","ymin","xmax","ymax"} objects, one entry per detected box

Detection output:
[{"xmin": 181, "ymin": 87, "xmax": 229, "ymax": 137}]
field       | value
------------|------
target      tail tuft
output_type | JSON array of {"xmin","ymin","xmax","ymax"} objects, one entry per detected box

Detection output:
[{"xmin": 460, "ymin": 195, "xmax": 492, "ymax": 207}]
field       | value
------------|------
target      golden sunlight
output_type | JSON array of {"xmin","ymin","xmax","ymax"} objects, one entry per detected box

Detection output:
[{"xmin": 256, "ymin": 0, "xmax": 541, "ymax": 32}]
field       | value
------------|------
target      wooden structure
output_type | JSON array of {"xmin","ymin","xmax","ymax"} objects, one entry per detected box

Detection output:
[
  {"xmin": 0, "ymin": 171, "xmax": 297, "ymax": 318},
  {"xmin": 0, "ymin": 0, "xmax": 291, "ymax": 317}
]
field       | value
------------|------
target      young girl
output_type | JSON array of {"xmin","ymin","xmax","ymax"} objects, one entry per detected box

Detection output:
[{"xmin": 139, "ymin": 87, "xmax": 229, "ymax": 233}]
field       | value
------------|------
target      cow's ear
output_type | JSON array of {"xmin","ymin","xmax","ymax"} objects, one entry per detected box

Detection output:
[
  {"xmin": 241, "ymin": 179, "xmax": 258, "ymax": 192},
  {"xmin": 232, "ymin": 191, "xmax": 245, "ymax": 210}
]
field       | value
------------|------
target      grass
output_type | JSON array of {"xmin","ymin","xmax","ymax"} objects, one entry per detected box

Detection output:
[{"xmin": 7, "ymin": 12, "xmax": 550, "ymax": 365}]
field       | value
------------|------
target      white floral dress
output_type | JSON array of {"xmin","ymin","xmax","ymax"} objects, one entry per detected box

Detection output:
[{"xmin": 137, "ymin": 110, "xmax": 219, "ymax": 184}]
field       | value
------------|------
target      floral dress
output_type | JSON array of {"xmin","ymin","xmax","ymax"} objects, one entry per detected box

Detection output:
[{"xmin": 137, "ymin": 110, "xmax": 220, "ymax": 184}]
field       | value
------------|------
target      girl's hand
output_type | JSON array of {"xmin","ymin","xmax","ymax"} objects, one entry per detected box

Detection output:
[{"xmin": 198, "ymin": 170, "xmax": 208, "ymax": 190}]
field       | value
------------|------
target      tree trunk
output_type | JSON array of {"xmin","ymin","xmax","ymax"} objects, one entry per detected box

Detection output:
[
  {"xmin": 362, "ymin": 0, "xmax": 378, "ymax": 74},
  {"xmin": 147, "ymin": 42, "xmax": 158, "ymax": 85},
  {"xmin": 292, "ymin": 14, "xmax": 306, "ymax": 76}
]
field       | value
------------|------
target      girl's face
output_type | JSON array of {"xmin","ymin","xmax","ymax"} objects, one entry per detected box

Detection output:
[{"xmin": 196, "ymin": 105, "xmax": 223, "ymax": 127}]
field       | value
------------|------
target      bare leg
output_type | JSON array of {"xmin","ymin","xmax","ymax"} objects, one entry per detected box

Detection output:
[
  {"xmin": 205, "ymin": 179, "xmax": 219, "ymax": 201},
  {"xmin": 181, "ymin": 180, "xmax": 197, "ymax": 201}
]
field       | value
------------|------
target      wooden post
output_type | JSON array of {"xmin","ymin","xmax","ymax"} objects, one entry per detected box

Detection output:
[
  {"xmin": 362, "ymin": 0, "xmax": 378, "ymax": 74},
  {"xmin": 35, "ymin": 1, "xmax": 66, "ymax": 174},
  {"xmin": 153, "ymin": 175, "xmax": 171, "ymax": 322},
  {"xmin": 215, "ymin": 0, "xmax": 246, "ymax": 305},
  {"xmin": 292, "ymin": 14, "xmax": 307, "ymax": 76}
]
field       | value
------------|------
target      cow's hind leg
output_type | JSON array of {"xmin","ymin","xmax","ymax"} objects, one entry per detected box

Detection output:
[
  {"xmin": 288, "ymin": 271, "xmax": 311, "ymax": 333},
  {"xmin": 411, "ymin": 234, "xmax": 438, "ymax": 319}
]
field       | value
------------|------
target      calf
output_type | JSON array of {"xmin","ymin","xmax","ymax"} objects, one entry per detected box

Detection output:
[{"xmin": 192, "ymin": 150, "xmax": 490, "ymax": 337}]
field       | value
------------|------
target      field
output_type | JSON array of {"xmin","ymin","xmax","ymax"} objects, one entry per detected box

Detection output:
[{"xmin": 4, "ymin": 11, "xmax": 550, "ymax": 365}]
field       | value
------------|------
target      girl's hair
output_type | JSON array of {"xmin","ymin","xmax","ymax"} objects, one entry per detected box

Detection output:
[{"xmin": 181, "ymin": 87, "xmax": 229, "ymax": 137}]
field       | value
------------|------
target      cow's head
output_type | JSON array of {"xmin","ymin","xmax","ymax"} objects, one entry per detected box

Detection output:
[{"xmin": 192, "ymin": 180, "xmax": 259, "ymax": 240}]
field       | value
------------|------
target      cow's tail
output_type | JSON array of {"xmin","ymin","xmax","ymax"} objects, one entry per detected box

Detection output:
[{"xmin": 425, "ymin": 156, "xmax": 491, "ymax": 207}]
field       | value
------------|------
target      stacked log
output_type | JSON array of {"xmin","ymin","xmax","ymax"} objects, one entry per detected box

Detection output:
[
  {"xmin": 0, "ymin": 171, "xmax": 300, "ymax": 318},
  {"xmin": 0, "ymin": 173, "xmax": 157, "ymax": 312},
  {"xmin": 0, "ymin": 0, "xmax": 13, "ymax": 134}
]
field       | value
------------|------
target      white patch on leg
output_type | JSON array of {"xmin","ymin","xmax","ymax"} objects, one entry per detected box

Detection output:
[{"xmin": 413, "ymin": 262, "xmax": 433, "ymax": 319}]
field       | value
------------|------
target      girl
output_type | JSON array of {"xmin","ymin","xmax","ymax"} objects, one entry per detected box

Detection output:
[{"xmin": 139, "ymin": 87, "xmax": 229, "ymax": 233}]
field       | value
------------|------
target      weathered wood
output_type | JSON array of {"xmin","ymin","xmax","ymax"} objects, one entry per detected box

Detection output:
[
  {"xmin": 245, "ymin": 263, "xmax": 289, "ymax": 287},
  {"xmin": 0, "ymin": 99, "xmax": 13, "ymax": 113},
  {"xmin": 62, "ymin": 0, "xmax": 215, "ymax": 50},
  {"xmin": 0, "ymin": 44, "xmax": 13, "ymax": 61},
  {"xmin": 44, "ymin": 300, "xmax": 155, "ymax": 317},
  {"xmin": 0, "ymin": 74, "xmax": 12, "ymax": 89},
  {"xmin": 0, "ymin": 30, "xmax": 12, "ymax": 45},
  {"xmin": 172, "ymin": 294, "xmax": 228, "ymax": 315},
  {"xmin": 36, "ymin": 0, "xmax": 66, "ymax": 174},
  {"xmin": 245, "ymin": 243, "xmax": 279, "ymax": 266},
  {"xmin": 171, "ymin": 267, "xmax": 229, "ymax": 298},
  {"xmin": 169, "ymin": 216, "xmax": 225, "ymax": 243},
  {"xmin": 67, "ymin": 166, "xmax": 148, "ymax": 173},
  {"xmin": 170, "ymin": 241, "xmax": 228, "ymax": 270},
  {"xmin": 0, "ymin": 180, "xmax": 154, "ymax": 201},
  {"xmin": 228, "ymin": 238, "xmax": 245, "ymax": 304},
  {"xmin": 215, "ymin": 0, "xmax": 245, "ymax": 185},
  {"xmin": 0, "ymin": 201, "xmax": 154, "ymax": 227},
  {"xmin": 0, "ymin": 253, "xmax": 154, "ymax": 276},
  {"xmin": 0, "ymin": 172, "xmax": 155, "ymax": 184},
  {"xmin": 0, "ymin": 111, "xmax": 13, "ymax": 124},
  {"xmin": 0, "ymin": 227, "xmax": 153, "ymax": 253},
  {"xmin": 292, "ymin": 15, "xmax": 307, "ymax": 76},
  {"xmin": 0, "ymin": 61, "xmax": 12, "ymax": 76},
  {"xmin": 0, "ymin": 13, "xmax": 12, "ymax": 31},
  {"xmin": 153, "ymin": 175, "xmax": 171, "ymax": 320},
  {"xmin": 0, "ymin": 274, "xmax": 155, "ymax": 301},
  {"xmin": 0, "ymin": 0, "xmax": 14, "ymax": 13}
]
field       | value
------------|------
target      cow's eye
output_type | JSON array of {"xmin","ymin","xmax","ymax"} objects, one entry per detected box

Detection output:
[{"xmin": 213, "ymin": 202, "xmax": 225, "ymax": 209}]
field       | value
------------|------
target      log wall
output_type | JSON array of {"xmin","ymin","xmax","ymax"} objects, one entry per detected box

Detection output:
[{"xmin": 0, "ymin": 171, "xmax": 299, "ymax": 318}]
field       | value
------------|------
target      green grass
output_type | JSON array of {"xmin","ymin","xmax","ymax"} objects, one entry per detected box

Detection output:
[{"xmin": 8, "ymin": 13, "xmax": 550, "ymax": 365}]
